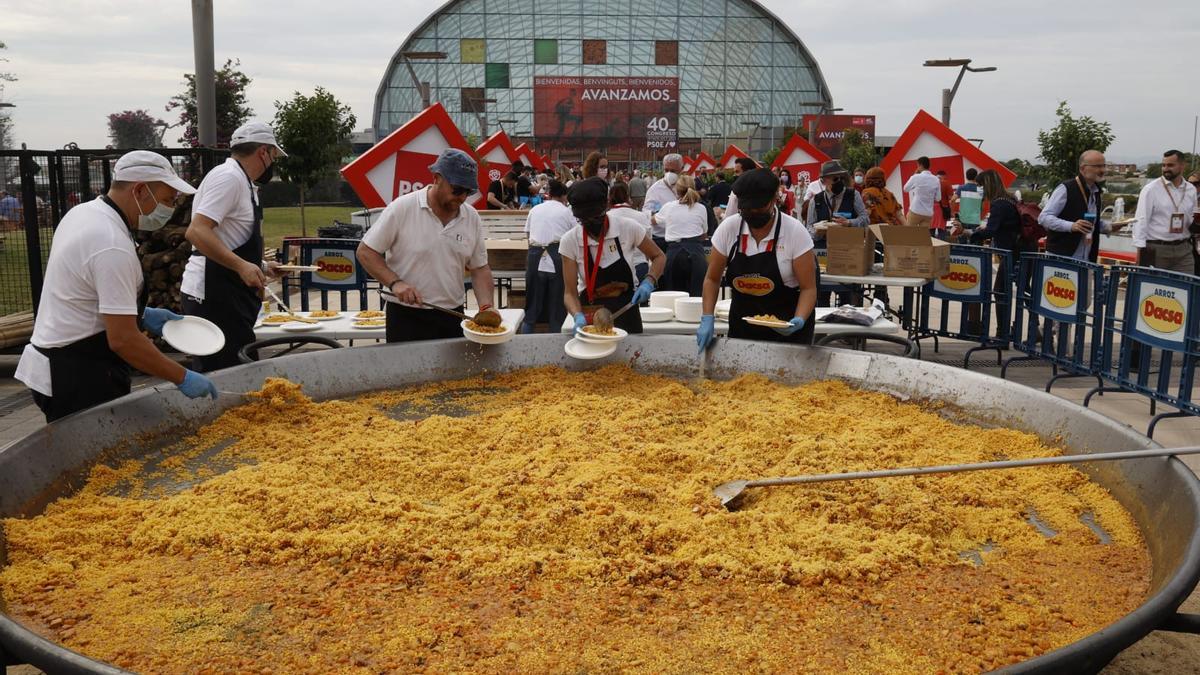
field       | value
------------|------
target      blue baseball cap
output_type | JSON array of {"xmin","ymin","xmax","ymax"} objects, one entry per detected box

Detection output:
[{"xmin": 428, "ymin": 149, "xmax": 479, "ymax": 190}]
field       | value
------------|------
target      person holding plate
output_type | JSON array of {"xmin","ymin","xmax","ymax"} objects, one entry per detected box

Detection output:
[
  {"xmin": 560, "ymin": 178, "xmax": 665, "ymax": 334},
  {"xmin": 15, "ymin": 151, "xmax": 218, "ymax": 422},
  {"xmin": 698, "ymin": 168, "xmax": 818, "ymax": 350}
]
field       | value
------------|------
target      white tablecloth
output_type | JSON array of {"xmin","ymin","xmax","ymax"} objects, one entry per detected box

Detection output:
[
  {"xmin": 255, "ymin": 308, "xmax": 525, "ymax": 341},
  {"xmin": 559, "ymin": 308, "xmax": 898, "ymax": 336}
]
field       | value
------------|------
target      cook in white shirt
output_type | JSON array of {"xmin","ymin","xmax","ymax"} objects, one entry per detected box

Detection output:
[
  {"xmin": 641, "ymin": 152, "xmax": 683, "ymax": 244},
  {"xmin": 656, "ymin": 175, "xmax": 711, "ymax": 297},
  {"xmin": 356, "ymin": 149, "xmax": 495, "ymax": 343},
  {"xmin": 562, "ymin": 177, "xmax": 665, "ymax": 334},
  {"xmin": 902, "ymin": 157, "xmax": 941, "ymax": 226},
  {"xmin": 521, "ymin": 180, "xmax": 576, "ymax": 333},
  {"xmin": 607, "ymin": 181, "xmax": 653, "ymax": 285},
  {"xmin": 16, "ymin": 151, "xmax": 217, "ymax": 422},
  {"xmin": 1133, "ymin": 150, "xmax": 1198, "ymax": 274}
]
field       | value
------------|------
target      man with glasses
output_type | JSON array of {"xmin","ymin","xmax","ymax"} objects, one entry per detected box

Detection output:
[
  {"xmin": 1039, "ymin": 150, "xmax": 1127, "ymax": 262},
  {"xmin": 181, "ymin": 121, "xmax": 287, "ymax": 371},
  {"xmin": 356, "ymin": 148, "xmax": 497, "ymax": 343},
  {"xmin": 1132, "ymin": 150, "xmax": 1197, "ymax": 274},
  {"xmin": 16, "ymin": 151, "xmax": 218, "ymax": 421}
]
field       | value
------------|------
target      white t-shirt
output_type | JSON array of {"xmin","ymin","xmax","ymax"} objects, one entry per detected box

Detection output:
[
  {"xmin": 725, "ymin": 192, "xmax": 739, "ymax": 217},
  {"xmin": 559, "ymin": 213, "xmax": 648, "ymax": 293},
  {"xmin": 903, "ymin": 170, "xmax": 941, "ymax": 217},
  {"xmin": 525, "ymin": 199, "xmax": 577, "ymax": 272},
  {"xmin": 17, "ymin": 199, "xmax": 142, "ymax": 395},
  {"xmin": 608, "ymin": 205, "xmax": 652, "ymax": 268},
  {"xmin": 361, "ymin": 186, "xmax": 488, "ymax": 309},
  {"xmin": 710, "ymin": 211, "xmax": 815, "ymax": 288},
  {"xmin": 657, "ymin": 200, "xmax": 709, "ymax": 241},
  {"xmin": 181, "ymin": 158, "xmax": 259, "ymax": 300},
  {"xmin": 642, "ymin": 177, "xmax": 677, "ymax": 237}
]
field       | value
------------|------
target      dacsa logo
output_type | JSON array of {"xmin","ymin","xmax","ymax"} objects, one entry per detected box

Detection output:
[
  {"xmin": 733, "ymin": 274, "xmax": 775, "ymax": 297},
  {"xmin": 1044, "ymin": 271, "xmax": 1077, "ymax": 309},
  {"xmin": 316, "ymin": 254, "xmax": 355, "ymax": 281},
  {"xmin": 1141, "ymin": 288, "xmax": 1185, "ymax": 334},
  {"xmin": 939, "ymin": 259, "xmax": 979, "ymax": 291}
]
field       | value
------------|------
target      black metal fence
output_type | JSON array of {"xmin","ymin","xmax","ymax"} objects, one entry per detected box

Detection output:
[{"xmin": 0, "ymin": 147, "xmax": 229, "ymax": 316}]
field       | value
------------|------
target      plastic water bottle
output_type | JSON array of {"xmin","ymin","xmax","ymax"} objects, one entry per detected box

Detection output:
[{"xmin": 1114, "ymin": 197, "xmax": 1125, "ymax": 222}]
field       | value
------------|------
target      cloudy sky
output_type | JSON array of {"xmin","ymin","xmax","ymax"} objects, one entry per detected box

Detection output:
[{"xmin": 1, "ymin": 0, "xmax": 1195, "ymax": 164}]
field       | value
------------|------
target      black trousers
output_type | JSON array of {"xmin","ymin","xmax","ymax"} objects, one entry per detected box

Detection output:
[
  {"xmin": 385, "ymin": 302, "xmax": 464, "ymax": 343},
  {"xmin": 181, "ymin": 295, "xmax": 255, "ymax": 373}
]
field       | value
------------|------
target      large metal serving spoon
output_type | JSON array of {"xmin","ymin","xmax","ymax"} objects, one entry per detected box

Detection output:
[
  {"xmin": 379, "ymin": 288, "xmax": 503, "ymax": 328},
  {"xmin": 715, "ymin": 445, "xmax": 1200, "ymax": 510},
  {"xmin": 590, "ymin": 302, "xmax": 635, "ymax": 333}
]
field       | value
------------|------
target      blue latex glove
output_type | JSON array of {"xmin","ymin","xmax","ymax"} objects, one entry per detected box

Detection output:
[
  {"xmin": 573, "ymin": 312, "xmax": 587, "ymax": 331},
  {"xmin": 773, "ymin": 316, "xmax": 806, "ymax": 336},
  {"xmin": 696, "ymin": 314, "xmax": 715, "ymax": 354},
  {"xmin": 177, "ymin": 370, "xmax": 218, "ymax": 400},
  {"xmin": 631, "ymin": 278, "xmax": 655, "ymax": 305},
  {"xmin": 142, "ymin": 307, "xmax": 183, "ymax": 337}
]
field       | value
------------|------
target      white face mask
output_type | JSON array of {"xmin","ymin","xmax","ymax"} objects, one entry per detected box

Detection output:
[
  {"xmin": 597, "ymin": 167, "xmax": 608, "ymax": 179},
  {"xmin": 664, "ymin": 171, "xmax": 679, "ymax": 186},
  {"xmin": 135, "ymin": 186, "xmax": 173, "ymax": 232}
]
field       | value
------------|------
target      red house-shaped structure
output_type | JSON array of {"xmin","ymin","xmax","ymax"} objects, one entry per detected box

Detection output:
[
  {"xmin": 513, "ymin": 143, "xmax": 544, "ymax": 171},
  {"xmin": 770, "ymin": 134, "xmax": 830, "ymax": 186},
  {"xmin": 690, "ymin": 151, "xmax": 718, "ymax": 174},
  {"xmin": 719, "ymin": 144, "xmax": 750, "ymax": 170}
]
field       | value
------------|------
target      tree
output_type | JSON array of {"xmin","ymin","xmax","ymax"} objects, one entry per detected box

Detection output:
[
  {"xmin": 840, "ymin": 128, "xmax": 877, "ymax": 173},
  {"xmin": 760, "ymin": 145, "xmax": 781, "ymax": 168},
  {"xmin": 272, "ymin": 87, "xmax": 357, "ymax": 235},
  {"xmin": 107, "ymin": 110, "xmax": 166, "ymax": 148},
  {"xmin": 1036, "ymin": 101, "xmax": 1115, "ymax": 184},
  {"xmin": 0, "ymin": 41, "xmax": 17, "ymax": 151},
  {"xmin": 166, "ymin": 58, "xmax": 253, "ymax": 147}
]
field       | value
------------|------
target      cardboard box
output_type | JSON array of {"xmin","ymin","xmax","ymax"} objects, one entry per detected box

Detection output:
[
  {"xmin": 824, "ymin": 225, "xmax": 876, "ymax": 276},
  {"xmin": 868, "ymin": 224, "xmax": 951, "ymax": 279}
]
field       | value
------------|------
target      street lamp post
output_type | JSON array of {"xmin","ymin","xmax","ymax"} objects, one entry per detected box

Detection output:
[
  {"xmin": 401, "ymin": 51, "xmax": 447, "ymax": 109},
  {"xmin": 741, "ymin": 120, "xmax": 760, "ymax": 157},
  {"xmin": 923, "ymin": 58, "xmax": 996, "ymax": 127},
  {"xmin": 190, "ymin": 0, "xmax": 216, "ymax": 147}
]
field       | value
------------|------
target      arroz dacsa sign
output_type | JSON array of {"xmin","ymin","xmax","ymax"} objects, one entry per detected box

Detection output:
[
  {"xmin": 1037, "ymin": 265, "xmax": 1081, "ymax": 323},
  {"xmin": 932, "ymin": 255, "xmax": 984, "ymax": 300},
  {"xmin": 1132, "ymin": 281, "xmax": 1189, "ymax": 348},
  {"xmin": 311, "ymin": 250, "xmax": 359, "ymax": 286}
]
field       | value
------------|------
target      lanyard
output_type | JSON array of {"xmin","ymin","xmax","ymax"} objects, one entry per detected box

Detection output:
[
  {"xmin": 1162, "ymin": 178, "xmax": 1183, "ymax": 212},
  {"xmin": 1074, "ymin": 177, "xmax": 1094, "ymax": 211},
  {"xmin": 582, "ymin": 217, "xmax": 609, "ymax": 302}
]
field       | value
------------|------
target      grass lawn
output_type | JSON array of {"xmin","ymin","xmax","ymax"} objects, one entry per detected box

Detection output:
[
  {"xmin": 0, "ymin": 230, "xmax": 51, "ymax": 316},
  {"xmin": 262, "ymin": 206, "xmax": 357, "ymax": 250}
]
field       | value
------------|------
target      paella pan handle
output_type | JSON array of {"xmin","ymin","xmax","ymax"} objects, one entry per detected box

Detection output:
[{"xmin": 1159, "ymin": 612, "xmax": 1200, "ymax": 634}]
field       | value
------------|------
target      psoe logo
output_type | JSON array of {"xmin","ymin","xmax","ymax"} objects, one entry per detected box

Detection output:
[
  {"xmin": 939, "ymin": 260, "xmax": 979, "ymax": 291},
  {"xmin": 1044, "ymin": 274, "xmax": 1077, "ymax": 308},
  {"xmin": 1141, "ymin": 289, "xmax": 1185, "ymax": 334},
  {"xmin": 732, "ymin": 274, "xmax": 775, "ymax": 296},
  {"xmin": 316, "ymin": 254, "xmax": 355, "ymax": 281}
]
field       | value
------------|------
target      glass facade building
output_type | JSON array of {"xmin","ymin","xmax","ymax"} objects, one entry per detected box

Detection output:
[{"xmin": 374, "ymin": 0, "xmax": 833, "ymax": 159}]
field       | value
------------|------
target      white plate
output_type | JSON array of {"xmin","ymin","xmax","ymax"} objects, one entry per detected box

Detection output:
[
  {"xmin": 281, "ymin": 322, "xmax": 323, "ymax": 333},
  {"xmin": 640, "ymin": 306, "xmax": 673, "ymax": 322},
  {"xmin": 276, "ymin": 264, "xmax": 320, "ymax": 272},
  {"xmin": 564, "ymin": 337, "xmax": 617, "ymax": 360},
  {"xmin": 674, "ymin": 297, "xmax": 704, "ymax": 323},
  {"xmin": 161, "ymin": 316, "xmax": 225, "ymax": 356},
  {"xmin": 575, "ymin": 326, "xmax": 628, "ymax": 343},
  {"xmin": 301, "ymin": 311, "xmax": 343, "ymax": 321},
  {"xmin": 743, "ymin": 316, "xmax": 791, "ymax": 329},
  {"xmin": 460, "ymin": 319, "xmax": 515, "ymax": 345},
  {"xmin": 352, "ymin": 321, "xmax": 387, "ymax": 330},
  {"xmin": 649, "ymin": 290, "xmax": 688, "ymax": 310},
  {"xmin": 715, "ymin": 298, "xmax": 732, "ymax": 314}
]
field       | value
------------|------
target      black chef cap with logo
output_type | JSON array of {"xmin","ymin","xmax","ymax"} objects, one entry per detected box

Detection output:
[{"xmin": 731, "ymin": 168, "xmax": 780, "ymax": 211}]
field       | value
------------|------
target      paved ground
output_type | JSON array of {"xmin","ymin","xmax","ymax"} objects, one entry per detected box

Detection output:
[{"xmin": 3, "ymin": 298, "xmax": 1198, "ymax": 672}]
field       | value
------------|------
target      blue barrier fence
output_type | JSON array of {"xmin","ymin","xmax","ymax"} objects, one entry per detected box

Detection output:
[
  {"xmin": 1084, "ymin": 266, "xmax": 1200, "ymax": 437},
  {"xmin": 278, "ymin": 237, "xmax": 373, "ymax": 311},
  {"xmin": 1001, "ymin": 253, "xmax": 1107, "ymax": 393},
  {"xmin": 914, "ymin": 244, "xmax": 1013, "ymax": 368}
]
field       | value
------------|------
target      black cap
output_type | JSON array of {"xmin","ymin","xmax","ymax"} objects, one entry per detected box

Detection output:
[
  {"xmin": 731, "ymin": 168, "xmax": 780, "ymax": 210},
  {"xmin": 567, "ymin": 177, "xmax": 609, "ymax": 211}
]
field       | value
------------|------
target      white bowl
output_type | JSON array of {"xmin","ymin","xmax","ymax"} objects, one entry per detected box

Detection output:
[
  {"xmin": 281, "ymin": 322, "xmax": 323, "ymax": 333},
  {"xmin": 575, "ymin": 326, "xmax": 628, "ymax": 343},
  {"xmin": 564, "ymin": 337, "xmax": 617, "ymax": 360},
  {"xmin": 461, "ymin": 319, "xmax": 515, "ymax": 345},
  {"xmin": 674, "ymin": 297, "xmax": 704, "ymax": 323},
  {"xmin": 649, "ymin": 291, "xmax": 688, "ymax": 310},
  {"xmin": 161, "ymin": 315, "xmax": 226, "ymax": 356},
  {"xmin": 640, "ymin": 306, "xmax": 673, "ymax": 322}
]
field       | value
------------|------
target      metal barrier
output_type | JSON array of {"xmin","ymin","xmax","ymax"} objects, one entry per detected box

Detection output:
[
  {"xmin": 1001, "ymin": 253, "xmax": 1106, "ymax": 393},
  {"xmin": 1084, "ymin": 266, "xmax": 1199, "ymax": 438},
  {"xmin": 913, "ymin": 244, "xmax": 1013, "ymax": 368},
  {"xmin": 278, "ymin": 237, "xmax": 371, "ymax": 311}
]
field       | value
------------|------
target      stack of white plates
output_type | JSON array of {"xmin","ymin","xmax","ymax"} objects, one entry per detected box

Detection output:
[
  {"xmin": 640, "ymin": 306, "xmax": 674, "ymax": 322},
  {"xmin": 649, "ymin": 291, "xmax": 688, "ymax": 310},
  {"xmin": 674, "ymin": 297, "xmax": 704, "ymax": 323},
  {"xmin": 715, "ymin": 298, "xmax": 732, "ymax": 322},
  {"xmin": 564, "ymin": 337, "xmax": 617, "ymax": 360}
]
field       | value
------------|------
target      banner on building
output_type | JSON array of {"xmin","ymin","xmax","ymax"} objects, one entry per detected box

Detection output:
[
  {"xmin": 533, "ymin": 76, "xmax": 679, "ymax": 149},
  {"xmin": 801, "ymin": 114, "xmax": 876, "ymax": 156}
]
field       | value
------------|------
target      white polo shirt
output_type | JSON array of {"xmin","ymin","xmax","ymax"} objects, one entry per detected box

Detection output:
[
  {"xmin": 642, "ymin": 177, "xmax": 677, "ymax": 238},
  {"xmin": 657, "ymin": 200, "xmax": 709, "ymax": 241},
  {"xmin": 608, "ymin": 205, "xmax": 652, "ymax": 269},
  {"xmin": 525, "ymin": 199, "xmax": 578, "ymax": 273},
  {"xmin": 17, "ymin": 198, "xmax": 142, "ymax": 395},
  {"xmin": 559, "ymin": 213, "xmax": 648, "ymax": 293},
  {"xmin": 361, "ymin": 186, "xmax": 488, "ymax": 309},
  {"xmin": 181, "ymin": 158, "xmax": 258, "ymax": 300},
  {"xmin": 710, "ymin": 211, "xmax": 814, "ymax": 288}
]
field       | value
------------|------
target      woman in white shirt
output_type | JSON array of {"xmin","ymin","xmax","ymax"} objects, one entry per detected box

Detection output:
[
  {"xmin": 560, "ymin": 178, "xmax": 665, "ymax": 333},
  {"xmin": 656, "ymin": 174, "xmax": 711, "ymax": 297},
  {"xmin": 607, "ymin": 181, "xmax": 653, "ymax": 285},
  {"xmin": 698, "ymin": 169, "xmax": 818, "ymax": 350}
]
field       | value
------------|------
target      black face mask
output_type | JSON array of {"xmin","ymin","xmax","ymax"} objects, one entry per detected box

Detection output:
[
  {"xmin": 255, "ymin": 153, "xmax": 274, "ymax": 186},
  {"xmin": 743, "ymin": 208, "xmax": 773, "ymax": 229},
  {"xmin": 831, "ymin": 178, "xmax": 845, "ymax": 195}
]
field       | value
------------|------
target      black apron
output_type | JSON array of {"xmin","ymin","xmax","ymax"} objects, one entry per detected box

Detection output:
[
  {"xmin": 523, "ymin": 242, "xmax": 565, "ymax": 332},
  {"xmin": 579, "ymin": 221, "xmax": 643, "ymax": 334},
  {"xmin": 724, "ymin": 212, "xmax": 814, "ymax": 344},
  {"xmin": 32, "ymin": 196, "xmax": 148, "ymax": 422},
  {"xmin": 191, "ymin": 168, "xmax": 264, "ymax": 372},
  {"xmin": 664, "ymin": 236, "xmax": 707, "ymax": 297}
]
